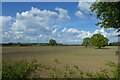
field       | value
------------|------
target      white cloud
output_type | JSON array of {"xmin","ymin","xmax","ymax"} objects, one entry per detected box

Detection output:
[
  {"xmin": 2, "ymin": 31, "xmax": 14, "ymax": 43},
  {"xmin": 75, "ymin": 1, "xmax": 95, "ymax": 19},
  {"xmin": 78, "ymin": 2, "xmax": 91, "ymax": 13},
  {"xmin": 30, "ymin": 7, "xmax": 58, "ymax": 17},
  {"xmin": 94, "ymin": 28, "xmax": 118, "ymax": 38},
  {"xmin": 0, "ymin": 16, "xmax": 13, "ymax": 43},
  {"xmin": 59, "ymin": 28, "xmax": 92, "ymax": 44},
  {"xmin": 55, "ymin": 7, "xmax": 70, "ymax": 21},
  {"xmin": 11, "ymin": 7, "xmax": 70, "ymax": 34},
  {"xmin": 75, "ymin": 11, "xmax": 84, "ymax": 18},
  {"xmin": 10, "ymin": 7, "xmax": 62, "ymax": 42},
  {"xmin": 61, "ymin": 28, "xmax": 92, "ymax": 38},
  {"xmin": 77, "ymin": 31, "xmax": 92, "ymax": 38},
  {"xmin": 11, "ymin": 7, "xmax": 59, "ymax": 33},
  {"xmin": 0, "ymin": 16, "xmax": 13, "ymax": 32},
  {"xmin": 2, "ymin": 7, "xmax": 71, "ymax": 43},
  {"xmin": 62, "ymin": 28, "xmax": 80, "ymax": 34}
]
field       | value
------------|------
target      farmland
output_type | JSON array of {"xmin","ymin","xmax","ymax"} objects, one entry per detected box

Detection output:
[{"xmin": 2, "ymin": 46, "xmax": 118, "ymax": 72}]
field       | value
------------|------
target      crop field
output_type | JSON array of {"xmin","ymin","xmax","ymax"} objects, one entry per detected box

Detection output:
[{"xmin": 2, "ymin": 46, "xmax": 118, "ymax": 72}]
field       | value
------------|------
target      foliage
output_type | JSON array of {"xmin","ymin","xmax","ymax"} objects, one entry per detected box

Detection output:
[
  {"xmin": 2, "ymin": 60, "xmax": 39, "ymax": 80},
  {"xmin": 2, "ymin": 59, "xmax": 120, "ymax": 79},
  {"xmin": 91, "ymin": 34, "xmax": 109, "ymax": 49},
  {"xmin": 49, "ymin": 39, "xmax": 57, "ymax": 46},
  {"xmin": 105, "ymin": 61, "xmax": 120, "ymax": 78},
  {"xmin": 82, "ymin": 37, "xmax": 91, "ymax": 47},
  {"xmin": 90, "ymin": 2, "xmax": 120, "ymax": 30}
]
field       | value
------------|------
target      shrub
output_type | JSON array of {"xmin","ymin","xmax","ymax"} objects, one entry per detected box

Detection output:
[{"xmin": 2, "ymin": 60, "xmax": 38, "ymax": 80}]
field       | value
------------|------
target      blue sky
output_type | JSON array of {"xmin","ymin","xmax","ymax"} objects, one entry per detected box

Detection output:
[{"xmin": 1, "ymin": 2, "xmax": 118, "ymax": 44}]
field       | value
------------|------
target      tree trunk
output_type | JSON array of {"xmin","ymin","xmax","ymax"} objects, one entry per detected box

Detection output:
[{"xmin": 85, "ymin": 45, "xmax": 87, "ymax": 47}]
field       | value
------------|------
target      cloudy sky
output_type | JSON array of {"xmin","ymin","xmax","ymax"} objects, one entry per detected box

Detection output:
[{"xmin": 1, "ymin": 2, "xmax": 119, "ymax": 44}]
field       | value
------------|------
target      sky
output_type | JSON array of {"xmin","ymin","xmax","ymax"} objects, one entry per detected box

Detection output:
[{"xmin": 1, "ymin": 2, "xmax": 119, "ymax": 44}]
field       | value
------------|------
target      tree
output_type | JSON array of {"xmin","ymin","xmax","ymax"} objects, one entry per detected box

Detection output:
[
  {"xmin": 90, "ymin": 2, "xmax": 120, "ymax": 30},
  {"xmin": 82, "ymin": 37, "xmax": 91, "ymax": 47},
  {"xmin": 91, "ymin": 34, "xmax": 109, "ymax": 49},
  {"xmin": 49, "ymin": 39, "xmax": 57, "ymax": 46}
]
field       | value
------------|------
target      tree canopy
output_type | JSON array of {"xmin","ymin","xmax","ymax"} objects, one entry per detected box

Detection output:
[
  {"xmin": 91, "ymin": 34, "xmax": 109, "ymax": 49},
  {"xmin": 90, "ymin": 2, "xmax": 120, "ymax": 30},
  {"xmin": 49, "ymin": 39, "xmax": 57, "ymax": 46},
  {"xmin": 82, "ymin": 37, "xmax": 91, "ymax": 47}
]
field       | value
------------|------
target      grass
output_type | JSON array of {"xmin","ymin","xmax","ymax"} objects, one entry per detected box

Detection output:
[{"xmin": 2, "ymin": 59, "xmax": 120, "ymax": 79}]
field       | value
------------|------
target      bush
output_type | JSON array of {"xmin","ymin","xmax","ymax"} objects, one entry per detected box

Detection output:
[{"xmin": 2, "ymin": 60, "xmax": 38, "ymax": 80}]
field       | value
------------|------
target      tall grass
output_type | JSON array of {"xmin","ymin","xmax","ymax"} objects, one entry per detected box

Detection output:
[{"xmin": 2, "ymin": 59, "xmax": 120, "ymax": 79}]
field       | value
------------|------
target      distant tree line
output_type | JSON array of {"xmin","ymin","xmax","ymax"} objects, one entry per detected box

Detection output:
[
  {"xmin": 2, "ymin": 42, "xmax": 46, "ymax": 46},
  {"xmin": 109, "ymin": 42, "xmax": 120, "ymax": 46},
  {"xmin": 2, "ymin": 35, "xmax": 119, "ymax": 47},
  {"xmin": 2, "ymin": 41, "xmax": 63, "ymax": 46},
  {"xmin": 2, "ymin": 41, "xmax": 82, "ymax": 47}
]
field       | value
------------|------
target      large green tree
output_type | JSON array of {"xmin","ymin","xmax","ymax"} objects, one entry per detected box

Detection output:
[
  {"xmin": 91, "ymin": 34, "xmax": 109, "ymax": 49},
  {"xmin": 90, "ymin": 2, "xmax": 120, "ymax": 30},
  {"xmin": 82, "ymin": 37, "xmax": 91, "ymax": 47},
  {"xmin": 49, "ymin": 39, "xmax": 57, "ymax": 46}
]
